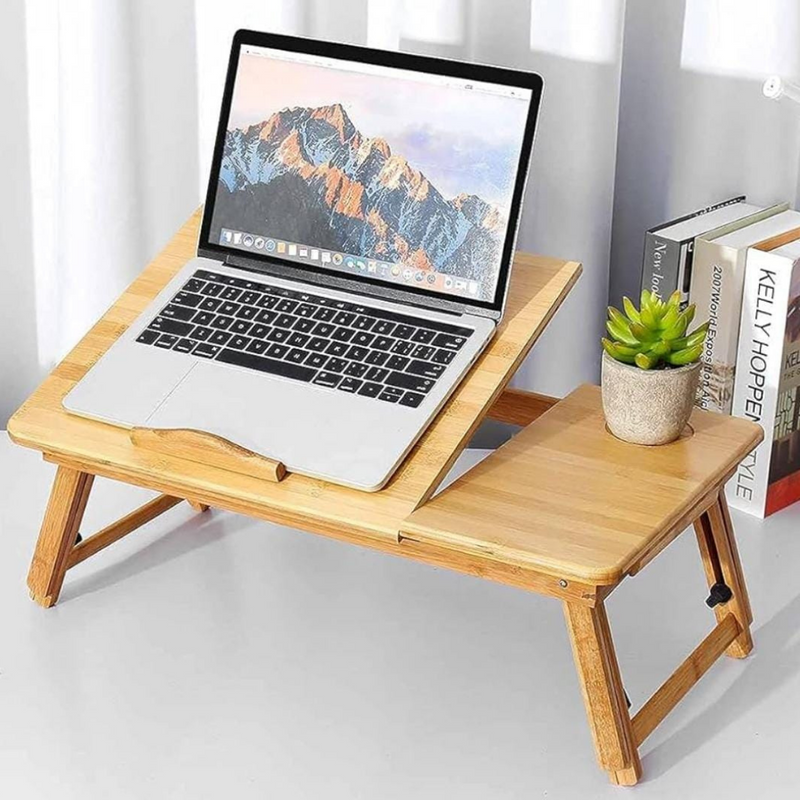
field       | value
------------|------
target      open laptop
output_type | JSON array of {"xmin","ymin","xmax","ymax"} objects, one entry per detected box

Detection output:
[{"xmin": 64, "ymin": 29, "xmax": 543, "ymax": 491}]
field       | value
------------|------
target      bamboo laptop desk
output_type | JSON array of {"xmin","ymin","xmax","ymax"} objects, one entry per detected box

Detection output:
[{"xmin": 9, "ymin": 210, "xmax": 761, "ymax": 787}]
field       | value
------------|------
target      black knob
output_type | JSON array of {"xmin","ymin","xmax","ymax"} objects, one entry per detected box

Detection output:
[{"xmin": 706, "ymin": 582, "xmax": 732, "ymax": 608}]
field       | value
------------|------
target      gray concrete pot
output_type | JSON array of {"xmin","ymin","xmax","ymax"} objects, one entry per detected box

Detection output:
[{"xmin": 601, "ymin": 353, "xmax": 700, "ymax": 445}]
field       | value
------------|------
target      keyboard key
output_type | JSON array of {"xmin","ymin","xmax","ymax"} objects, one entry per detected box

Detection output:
[
  {"xmin": 236, "ymin": 306, "xmax": 258, "ymax": 320},
  {"xmin": 385, "ymin": 355, "xmax": 410, "ymax": 371},
  {"xmin": 372, "ymin": 320, "xmax": 395, "ymax": 336},
  {"xmin": 209, "ymin": 330, "xmax": 232, "ymax": 346},
  {"xmin": 220, "ymin": 287, "xmax": 241, "ymax": 301},
  {"xmin": 267, "ymin": 328, "xmax": 290, "ymax": 343},
  {"xmin": 160, "ymin": 303, "xmax": 196, "ymax": 321},
  {"xmin": 345, "ymin": 345, "xmax": 369, "ymax": 362},
  {"xmin": 393, "ymin": 324, "xmax": 415, "ymax": 339},
  {"xmin": 365, "ymin": 366, "xmax": 389, "ymax": 382},
  {"xmin": 353, "ymin": 316, "xmax": 375, "ymax": 331},
  {"xmin": 246, "ymin": 339, "xmax": 269, "ymax": 355},
  {"xmin": 136, "ymin": 329, "xmax": 159, "ymax": 345},
  {"xmin": 352, "ymin": 331, "xmax": 374, "ymax": 347},
  {"xmin": 385, "ymin": 371, "xmax": 435, "ymax": 394},
  {"xmin": 200, "ymin": 283, "xmax": 224, "ymax": 297},
  {"xmin": 255, "ymin": 309, "xmax": 277, "ymax": 324},
  {"xmin": 275, "ymin": 313, "xmax": 298, "ymax": 328},
  {"xmin": 313, "ymin": 322, "xmax": 335, "ymax": 337},
  {"xmin": 307, "ymin": 337, "xmax": 329, "ymax": 352},
  {"xmin": 219, "ymin": 301, "xmax": 240, "ymax": 316},
  {"xmin": 217, "ymin": 348, "xmax": 316, "ymax": 382},
  {"xmin": 391, "ymin": 340, "xmax": 415, "ymax": 356},
  {"xmin": 338, "ymin": 377, "xmax": 363, "ymax": 393},
  {"xmin": 256, "ymin": 295, "xmax": 279, "ymax": 309},
  {"xmin": 332, "ymin": 327, "xmax": 355, "ymax": 342},
  {"xmin": 193, "ymin": 311, "xmax": 216, "ymax": 327},
  {"xmin": 250, "ymin": 323, "xmax": 271, "ymax": 339},
  {"xmin": 411, "ymin": 328, "xmax": 436, "ymax": 344},
  {"xmin": 151, "ymin": 317, "xmax": 194, "ymax": 337},
  {"xmin": 276, "ymin": 299, "xmax": 298, "ymax": 313},
  {"xmin": 266, "ymin": 343, "xmax": 289, "ymax": 359},
  {"xmin": 379, "ymin": 387, "xmax": 403, "ymax": 403},
  {"xmin": 296, "ymin": 303, "xmax": 317, "ymax": 318},
  {"xmin": 194, "ymin": 342, "xmax": 220, "ymax": 358},
  {"xmin": 230, "ymin": 319, "xmax": 252, "ymax": 335},
  {"xmin": 432, "ymin": 348, "xmax": 456, "ymax": 365},
  {"xmin": 345, "ymin": 362, "xmax": 368, "ymax": 378},
  {"xmin": 399, "ymin": 391, "xmax": 425, "ymax": 408},
  {"xmin": 326, "ymin": 341, "xmax": 348, "ymax": 357},
  {"xmin": 365, "ymin": 350, "xmax": 389, "ymax": 366},
  {"xmin": 293, "ymin": 318, "xmax": 316, "ymax": 333},
  {"xmin": 199, "ymin": 297, "xmax": 222, "ymax": 312},
  {"xmin": 211, "ymin": 315, "xmax": 234, "ymax": 330},
  {"xmin": 313, "ymin": 307, "xmax": 337, "ymax": 322},
  {"xmin": 240, "ymin": 290, "xmax": 262, "ymax": 306},
  {"xmin": 286, "ymin": 348, "xmax": 308, "ymax": 364},
  {"xmin": 358, "ymin": 382, "xmax": 382, "ymax": 398},
  {"xmin": 333, "ymin": 311, "xmax": 356, "ymax": 326},
  {"xmin": 183, "ymin": 278, "xmax": 205, "ymax": 293},
  {"xmin": 432, "ymin": 332, "xmax": 469, "ymax": 350},
  {"xmin": 191, "ymin": 326, "xmax": 213, "ymax": 341},
  {"xmin": 173, "ymin": 291, "xmax": 203, "ymax": 307},
  {"xmin": 313, "ymin": 371, "xmax": 342, "ymax": 389},
  {"xmin": 407, "ymin": 360, "xmax": 445, "ymax": 379},
  {"xmin": 174, "ymin": 338, "xmax": 196, "ymax": 353},
  {"xmin": 305, "ymin": 353, "xmax": 327, "ymax": 369},
  {"xmin": 287, "ymin": 332, "xmax": 309, "ymax": 348},
  {"xmin": 372, "ymin": 336, "xmax": 394, "ymax": 351},
  {"xmin": 229, "ymin": 335, "xmax": 251, "ymax": 350},
  {"xmin": 412, "ymin": 345, "xmax": 435, "ymax": 360},
  {"xmin": 326, "ymin": 358, "xmax": 348, "ymax": 373}
]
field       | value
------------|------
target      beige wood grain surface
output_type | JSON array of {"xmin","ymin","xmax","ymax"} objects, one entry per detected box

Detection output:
[
  {"xmin": 400, "ymin": 385, "xmax": 763, "ymax": 584},
  {"xmin": 7, "ymin": 208, "xmax": 581, "ymax": 545}
]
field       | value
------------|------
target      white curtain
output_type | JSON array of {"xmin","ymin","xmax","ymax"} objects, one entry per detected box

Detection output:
[{"xmin": 2, "ymin": 0, "xmax": 800, "ymax": 424}]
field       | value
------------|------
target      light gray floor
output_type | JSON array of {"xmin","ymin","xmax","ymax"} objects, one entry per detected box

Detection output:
[{"xmin": 1, "ymin": 433, "xmax": 799, "ymax": 798}]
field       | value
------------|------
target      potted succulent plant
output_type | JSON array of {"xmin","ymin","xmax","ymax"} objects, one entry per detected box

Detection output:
[{"xmin": 601, "ymin": 289, "xmax": 709, "ymax": 445}]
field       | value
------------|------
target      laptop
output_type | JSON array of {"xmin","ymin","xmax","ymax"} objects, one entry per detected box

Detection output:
[{"xmin": 64, "ymin": 29, "xmax": 543, "ymax": 491}]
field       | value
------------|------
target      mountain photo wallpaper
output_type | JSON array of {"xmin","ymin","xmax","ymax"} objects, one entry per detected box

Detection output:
[{"xmin": 209, "ymin": 50, "xmax": 530, "ymax": 300}]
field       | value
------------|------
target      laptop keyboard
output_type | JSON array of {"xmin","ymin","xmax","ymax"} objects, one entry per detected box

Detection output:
[{"xmin": 134, "ymin": 269, "xmax": 474, "ymax": 408}]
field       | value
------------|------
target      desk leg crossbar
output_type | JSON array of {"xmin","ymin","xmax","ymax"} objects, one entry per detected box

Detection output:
[
  {"xmin": 26, "ymin": 465, "xmax": 206, "ymax": 608},
  {"xmin": 563, "ymin": 491, "xmax": 752, "ymax": 786}
]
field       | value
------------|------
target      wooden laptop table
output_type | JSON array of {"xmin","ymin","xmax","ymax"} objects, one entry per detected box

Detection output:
[{"xmin": 8, "ymin": 210, "xmax": 761, "ymax": 786}]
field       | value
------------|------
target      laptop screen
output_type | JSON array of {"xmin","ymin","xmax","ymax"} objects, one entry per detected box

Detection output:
[{"xmin": 203, "ymin": 34, "xmax": 540, "ymax": 310}]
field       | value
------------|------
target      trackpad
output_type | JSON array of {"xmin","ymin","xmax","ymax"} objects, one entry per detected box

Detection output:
[{"xmin": 143, "ymin": 362, "xmax": 404, "ymax": 487}]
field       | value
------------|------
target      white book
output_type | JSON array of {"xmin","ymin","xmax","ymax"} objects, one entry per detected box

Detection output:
[
  {"xmin": 729, "ymin": 238, "xmax": 800, "ymax": 517},
  {"xmin": 689, "ymin": 205, "xmax": 797, "ymax": 413}
]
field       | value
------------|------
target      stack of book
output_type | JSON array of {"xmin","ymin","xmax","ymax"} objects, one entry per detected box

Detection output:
[{"xmin": 640, "ymin": 197, "xmax": 800, "ymax": 518}]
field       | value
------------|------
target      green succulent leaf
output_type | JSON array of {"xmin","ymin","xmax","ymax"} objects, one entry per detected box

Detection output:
[
  {"xmin": 602, "ymin": 338, "xmax": 637, "ymax": 364},
  {"xmin": 606, "ymin": 319, "xmax": 639, "ymax": 346},
  {"xmin": 607, "ymin": 306, "xmax": 631, "ymax": 332},
  {"xmin": 665, "ymin": 344, "xmax": 703, "ymax": 366},
  {"xmin": 635, "ymin": 352, "xmax": 659, "ymax": 370},
  {"xmin": 622, "ymin": 296, "xmax": 641, "ymax": 325}
]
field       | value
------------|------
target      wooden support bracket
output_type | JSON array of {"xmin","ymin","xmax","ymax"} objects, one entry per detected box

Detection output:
[{"xmin": 130, "ymin": 427, "xmax": 286, "ymax": 482}]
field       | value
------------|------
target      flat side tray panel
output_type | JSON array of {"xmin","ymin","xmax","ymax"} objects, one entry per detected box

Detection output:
[
  {"xmin": 399, "ymin": 385, "xmax": 762, "ymax": 584},
  {"xmin": 7, "ymin": 208, "xmax": 581, "ymax": 544}
]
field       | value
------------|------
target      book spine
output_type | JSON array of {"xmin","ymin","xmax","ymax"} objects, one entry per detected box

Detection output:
[
  {"xmin": 641, "ymin": 232, "xmax": 680, "ymax": 300},
  {"xmin": 690, "ymin": 240, "xmax": 747, "ymax": 413},
  {"xmin": 728, "ymin": 250, "xmax": 790, "ymax": 517}
]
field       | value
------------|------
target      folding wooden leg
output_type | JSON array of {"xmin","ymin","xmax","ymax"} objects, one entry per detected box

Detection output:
[
  {"xmin": 564, "ymin": 600, "xmax": 642, "ymax": 786},
  {"xmin": 188, "ymin": 500, "xmax": 210, "ymax": 513},
  {"xmin": 693, "ymin": 492, "xmax": 753, "ymax": 659},
  {"xmin": 27, "ymin": 466, "xmax": 95, "ymax": 608}
]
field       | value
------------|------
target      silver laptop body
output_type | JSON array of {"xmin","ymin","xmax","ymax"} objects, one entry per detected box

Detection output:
[{"xmin": 63, "ymin": 30, "xmax": 543, "ymax": 491}]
